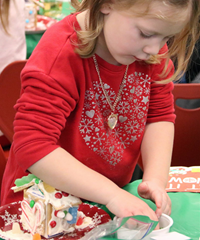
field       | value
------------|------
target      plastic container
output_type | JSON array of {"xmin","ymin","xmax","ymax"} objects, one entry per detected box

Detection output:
[
  {"xmin": 143, "ymin": 214, "xmax": 173, "ymax": 240},
  {"xmin": 116, "ymin": 214, "xmax": 173, "ymax": 240}
]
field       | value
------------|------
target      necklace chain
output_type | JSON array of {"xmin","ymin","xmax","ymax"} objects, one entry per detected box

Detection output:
[{"xmin": 93, "ymin": 55, "xmax": 129, "ymax": 113}]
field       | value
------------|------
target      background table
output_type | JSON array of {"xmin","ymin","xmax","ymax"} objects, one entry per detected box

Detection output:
[{"xmin": 26, "ymin": 2, "xmax": 73, "ymax": 58}]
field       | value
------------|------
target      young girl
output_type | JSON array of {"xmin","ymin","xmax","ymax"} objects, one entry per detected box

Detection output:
[{"xmin": 1, "ymin": 0, "xmax": 199, "ymax": 224}]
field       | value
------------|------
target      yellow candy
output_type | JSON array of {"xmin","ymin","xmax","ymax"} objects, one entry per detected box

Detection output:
[
  {"xmin": 43, "ymin": 182, "xmax": 55, "ymax": 193},
  {"xmin": 33, "ymin": 233, "xmax": 41, "ymax": 240}
]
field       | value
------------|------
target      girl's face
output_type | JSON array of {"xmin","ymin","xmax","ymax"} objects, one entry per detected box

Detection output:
[{"xmin": 96, "ymin": 1, "xmax": 190, "ymax": 66}]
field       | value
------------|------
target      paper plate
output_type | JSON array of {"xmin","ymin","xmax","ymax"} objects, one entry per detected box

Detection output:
[{"xmin": 0, "ymin": 201, "xmax": 111, "ymax": 240}]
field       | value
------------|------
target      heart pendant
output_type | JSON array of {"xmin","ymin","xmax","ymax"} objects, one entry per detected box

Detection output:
[
  {"xmin": 21, "ymin": 200, "xmax": 44, "ymax": 235},
  {"xmin": 108, "ymin": 113, "xmax": 118, "ymax": 129}
]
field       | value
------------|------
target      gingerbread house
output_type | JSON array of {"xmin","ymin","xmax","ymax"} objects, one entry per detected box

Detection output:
[{"xmin": 12, "ymin": 174, "xmax": 84, "ymax": 238}]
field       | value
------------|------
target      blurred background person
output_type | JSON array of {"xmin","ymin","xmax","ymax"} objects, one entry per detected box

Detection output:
[
  {"xmin": 0, "ymin": 0, "xmax": 26, "ymax": 72},
  {"xmin": 0, "ymin": 0, "xmax": 26, "ymax": 146}
]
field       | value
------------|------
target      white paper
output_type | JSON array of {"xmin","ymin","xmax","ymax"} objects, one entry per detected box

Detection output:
[{"xmin": 150, "ymin": 232, "xmax": 191, "ymax": 240}]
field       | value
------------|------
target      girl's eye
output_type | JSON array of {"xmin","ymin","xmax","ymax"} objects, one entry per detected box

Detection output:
[{"xmin": 140, "ymin": 31, "xmax": 153, "ymax": 39}]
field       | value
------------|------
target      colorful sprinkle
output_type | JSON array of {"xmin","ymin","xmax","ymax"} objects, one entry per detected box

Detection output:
[
  {"xmin": 65, "ymin": 213, "xmax": 73, "ymax": 221},
  {"xmin": 57, "ymin": 211, "xmax": 65, "ymax": 218},
  {"xmin": 55, "ymin": 192, "xmax": 62, "ymax": 199},
  {"xmin": 76, "ymin": 217, "xmax": 84, "ymax": 226},
  {"xmin": 29, "ymin": 200, "xmax": 35, "ymax": 208},
  {"xmin": 50, "ymin": 221, "xmax": 57, "ymax": 228},
  {"xmin": 33, "ymin": 233, "xmax": 41, "ymax": 240},
  {"xmin": 43, "ymin": 182, "xmax": 55, "ymax": 193},
  {"xmin": 63, "ymin": 210, "xmax": 68, "ymax": 215},
  {"xmin": 39, "ymin": 189, "xmax": 44, "ymax": 195},
  {"xmin": 62, "ymin": 192, "xmax": 69, "ymax": 197},
  {"xmin": 35, "ymin": 178, "xmax": 40, "ymax": 184},
  {"xmin": 54, "ymin": 210, "xmax": 59, "ymax": 217},
  {"xmin": 66, "ymin": 207, "xmax": 78, "ymax": 224}
]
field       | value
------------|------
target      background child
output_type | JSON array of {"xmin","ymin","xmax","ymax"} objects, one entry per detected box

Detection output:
[
  {"xmin": 1, "ymin": 0, "xmax": 200, "ymax": 224},
  {"xmin": 0, "ymin": 0, "xmax": 26, "ymax": 147},
  {"xmin": 0, "ymin": 0, "xmax": 26, "ymax": 73}
]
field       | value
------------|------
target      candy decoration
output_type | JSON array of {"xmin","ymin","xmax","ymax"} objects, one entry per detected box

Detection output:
[
  {"xmin": 65, "ymin": 213, "xmax": 73, "ymax": 221},
  {"xmin": 33, "ymin": 233, "xmax": 41, "ymax": 240},
  {"xmin": 55, "ymin": 192, "xmax": 62, "ymax": 199},
  {"xmin": 62, "ymin": 192, "xmax": 69, "ymax": 197},
  {"xmin": 50, "ymin": 220, "xmax": 57, "ymax": 228},
  {"xmin": 66, "ymin": 207, "xmax": 78, "ymax": 224},
  {"xmin": 57, "ymin": 211, "xmax": 65, "ymax": 218},
  {"xmin": 35, "ymin": 178, "xmax": 40, "ymax": 184},
  {"xmin": 15, "ymin": 174, "xmax": 39, "ymax": 187},
  {"xmin": 21, "ymin": 200, "xmax": 43, "ymax": 235},
  {"xmin": 43, "ymin": 182, "xmax": 56, "ymax": 193},
  {"xmin": 30, "ymin": 200, "xmax": 35, "ymax": 208},
  {"xmin": 76, "ymin": 217, "xmax": 84, "ymax": 226},
  {"xmin": 12, "ymin": 222, "xmax": 22, "ymax": 234},
  {"xmin": 39, "ymin": 189, "xmax": 44, "ymax": 195},
  {"xmin": 54, "ymin": 210, "xmax": 59, "ymax": 217}
]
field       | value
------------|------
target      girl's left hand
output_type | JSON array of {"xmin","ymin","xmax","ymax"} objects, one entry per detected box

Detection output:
[{"xmin": 137, "ymin": 181, "xmax": 171, "ymax": 218}]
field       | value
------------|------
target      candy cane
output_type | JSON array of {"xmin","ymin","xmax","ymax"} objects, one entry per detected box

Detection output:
[{"xmin": 21, "ymin": 200, "xmax": 43, "ymax": 235}]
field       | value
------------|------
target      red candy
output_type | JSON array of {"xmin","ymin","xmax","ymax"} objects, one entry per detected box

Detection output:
[
  {"xmin": 62, "ymin": 192, "xmax": 69, "ymax": 197},
  {"xmin": 54, "ymin": 210, "xmax": 59, "ymax": 217},
  {"xmin": 50, "ymin": 221, "xmax": 57, "ymax": 228},
  {"xmin": 76, "ymin": 217, "xmax": 84, "ymax": 226},
  {"xmin": 55, "ymin": 192, "xmax": 62, "ymax": 199}
]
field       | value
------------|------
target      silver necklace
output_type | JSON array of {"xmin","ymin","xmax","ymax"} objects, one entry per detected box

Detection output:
[{"xmin": 93, "ymin": 55, "xmax": 129, "ymax": 130}]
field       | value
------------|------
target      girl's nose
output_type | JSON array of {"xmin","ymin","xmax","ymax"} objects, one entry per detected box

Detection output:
[{"xmin": 143, "ymin": 41, "xmax": 162, "ymax": 56}]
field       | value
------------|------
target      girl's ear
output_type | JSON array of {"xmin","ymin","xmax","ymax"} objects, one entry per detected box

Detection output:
[{"xmin": 100, "ymin": 3, "xmax": 112, "ymax": 14}]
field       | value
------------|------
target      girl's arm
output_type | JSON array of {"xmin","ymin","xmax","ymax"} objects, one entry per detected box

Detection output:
[
  {"xmin": 28, "ymin": 147, "xmax": 159, "ymax": 222},
  {"xmin": 139, "ymin": 121, "xmax": 174, "ymax": 217}
]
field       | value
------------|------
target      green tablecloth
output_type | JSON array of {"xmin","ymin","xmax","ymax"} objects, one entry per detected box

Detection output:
[
  {"xmin": 26, "ymin": 2, "xmax": 73, "ymax": 58},
  {"xmin": 94, "ymin": 180, "xmax": 200, "ymax": 240}
]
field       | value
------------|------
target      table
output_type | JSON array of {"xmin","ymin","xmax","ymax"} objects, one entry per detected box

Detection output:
[
  {"xmin": 26, "ymin": 2, "xmax": 72, "ymax": 58},
  {"xmin": 92, "ymin": 180, "xmax": 200, "ymax": 240}
]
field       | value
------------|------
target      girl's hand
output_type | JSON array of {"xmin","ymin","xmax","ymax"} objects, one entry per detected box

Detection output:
[
  {"xmin": 137, "ymin": 181, "xmax": 171, "ymax": 218},
  {"xmin": 106, "ymin": 188, "xmax": 159, "ymax": 229}
]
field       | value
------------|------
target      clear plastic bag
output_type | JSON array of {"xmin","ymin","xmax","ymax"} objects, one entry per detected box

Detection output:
[{"xmin": 81, "ymin": 215, "xmax": 158, "ymax": 240}]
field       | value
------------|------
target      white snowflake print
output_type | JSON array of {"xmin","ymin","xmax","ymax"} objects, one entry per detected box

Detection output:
[
  {"xmin": 116, "ymin": 101, "xmax": 130, "ymax": 114},
  {"xmin": 135, "ymin": 85, "xmax": 143, "ymax": 97},
  {"xmin": 79, "ymin": 72, "xmax": 151, "ymax": 166},
  {"xmin": 140, "ymin": 74, "xmax": 151, "ymax": 87},
  {"xmin": 0, "ymin": 210, "xmax": 20, "ymax": 226},
  {"xmin": 79, "ymin": 118, "xmax": 94, "ymax": 134},
  {"xmin": 92, "ymin": 212, "xmax": 104, "ymax": 225}
]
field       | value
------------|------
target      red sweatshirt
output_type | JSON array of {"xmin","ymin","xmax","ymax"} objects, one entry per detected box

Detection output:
[{"xmin": 1, "ymin": 13, "xmax": 175, "ymax": 206}]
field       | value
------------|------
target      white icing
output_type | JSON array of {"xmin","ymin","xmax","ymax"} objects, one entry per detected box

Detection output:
[
  {"xmin": 48, "ymin": 209, "xmax": 72, "ymax": 237},
  {"xmin": 75, "ymin": 211, "xmax": 94, "ymax": 229},
  {"xmin": 38, "ymin": 182, "xmax": 81, "ymax": 209},
  {"xmin": 0, "ymin": 228, "xmax": 32, "ymax": 240}
]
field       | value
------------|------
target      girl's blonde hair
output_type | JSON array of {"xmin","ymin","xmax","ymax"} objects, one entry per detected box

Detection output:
[
  {"xmin": 0, "ymin": 0, "xmax": 10, "ymax": 33},
  {"xmin": 71, "ymin": 0, "xmax": 200, "ymax": 83}
]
